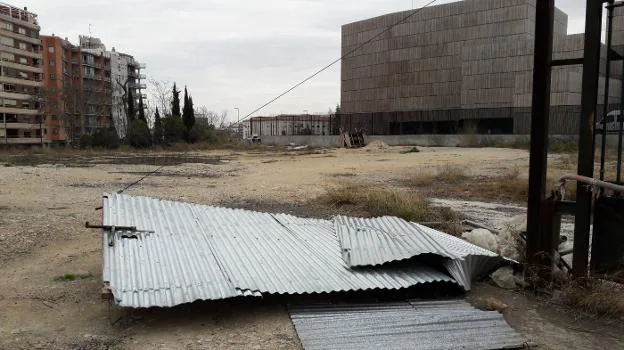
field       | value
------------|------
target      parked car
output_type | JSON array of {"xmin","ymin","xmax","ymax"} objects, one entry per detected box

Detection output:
[{"xmin": 596, "ymin": 110, "xmax": 624, "ymax": 132}]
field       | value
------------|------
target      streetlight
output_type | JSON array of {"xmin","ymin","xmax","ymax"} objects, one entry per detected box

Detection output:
[{"xmin": 234, "ymin": 107, "xmax": 240, "ymax": 138}]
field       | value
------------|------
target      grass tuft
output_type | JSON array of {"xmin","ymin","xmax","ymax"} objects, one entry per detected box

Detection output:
[
  {"xmin": 54, "ymin": 273, "xmax": 93, "ymax": 282},
  {"xmin": 401, "ymin": 146, "xmax": 421, "ymax": 154},
  {"xmin": 559, "ymin": 276, "xmax": 624, "ymax": 318},
  {"xmin": 319, "ymin": 186, "xmax": 463, "ymax": 235}
]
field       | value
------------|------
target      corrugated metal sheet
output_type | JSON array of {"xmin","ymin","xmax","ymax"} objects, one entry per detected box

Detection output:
[
  {"xmin": 335, "ymin": 216, "xmax": 507, "ymax": 290},
  {"xmin": 335, "ymin": 216, "xmax": 499, "ymax": 267},
  {"xmin": 102, "ymin": 194, "xmax": 456, "ymax": 308},
  {"xmin": 289, "ymin": 299, "xmax": 529, "ymax": 350}
]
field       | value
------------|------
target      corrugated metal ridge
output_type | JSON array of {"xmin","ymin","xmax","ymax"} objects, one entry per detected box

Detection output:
[
  {"xmin": 102, "ymin": 194, "xmax": 242, "ymax": 308},
  {"xmin": 335, "ymin": 215, "xmax": 499, "ymax": 267},
  {"xmin": 102, "ymin": 193, "xmax": 458, "ymax": 308},
  {"xmin": 289, "ymin": 299, "xmax": 528, "ymax": 350},
  {"xmin": 191, "ymin": 205, "xmax": 455, "ymax": 295}
]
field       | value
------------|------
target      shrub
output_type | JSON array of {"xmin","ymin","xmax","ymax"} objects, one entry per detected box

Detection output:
[
  {"xmin": 92, "ymin": 128, "xmax": 121, "ymax": 149},
  {"xmin": 127, "ymin": 119, "xmax": 152, "ymax": 149},
  {"xmin": 163, "ymin": 116, "xmax": 185, "ymax": 144}
]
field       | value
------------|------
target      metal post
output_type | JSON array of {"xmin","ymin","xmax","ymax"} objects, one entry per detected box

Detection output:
[
  {"xmin": 618, "ymin": 58, "xmax": 624, "ymax": 185},
  {"xmin": 573, "ymin": 0, "xmax": 603, "ymax": 277},
  {"xmin": 526, "ymin": 0, "xmax": 555, "ymax": 267},
  {"xmin": 600, "ymin": 2, "xmax": 615, "ymax": 183}
]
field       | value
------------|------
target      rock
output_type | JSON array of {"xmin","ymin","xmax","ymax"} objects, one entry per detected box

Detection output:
[
  {"xmin": 462, "ymin": 229, "xmax": 498, "ymax": 252},
  {"xmin": 486, "ymin": 297, "xmax": 508, "ymax": 313},
  {"xmin": 491, "ymin": 266, "xmax": 517, "ymax": 290},
  {"xmin": 498, "ymin": 215, "xmax": 527, "ymax": 261}
]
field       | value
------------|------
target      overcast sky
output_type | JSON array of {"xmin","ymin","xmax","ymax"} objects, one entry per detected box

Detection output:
[{"xmin": 15, "ymin": 0, "xmax": 587, "ymax": 122}]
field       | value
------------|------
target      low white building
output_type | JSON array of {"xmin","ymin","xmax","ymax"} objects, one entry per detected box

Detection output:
[{"xmin": 249, "ymin": 115, "xmax": 332, "ymax": 136}]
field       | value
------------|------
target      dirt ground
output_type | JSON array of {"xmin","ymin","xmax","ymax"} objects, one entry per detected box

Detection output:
[{"xmin": 1, "ymin": 145, "xmax": 623, "ymax": 349}]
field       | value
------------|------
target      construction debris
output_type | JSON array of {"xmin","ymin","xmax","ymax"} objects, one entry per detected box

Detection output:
[
  {"xmin": 288, "ymin": 299, "xmax": 528, "ymax": 350},
  {"xmin": 101, "ymin": 194, "xmax": 514, "ymax": 308}
]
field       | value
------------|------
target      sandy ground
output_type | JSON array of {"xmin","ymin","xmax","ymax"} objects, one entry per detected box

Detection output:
[{"xmin": 1, "ymin": 145, "xmax": 623, "ymax": 349}]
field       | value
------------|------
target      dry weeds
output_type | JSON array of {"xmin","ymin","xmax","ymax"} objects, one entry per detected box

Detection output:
[
  {"xmin": 560, "ymin": 276, "xmax": 624, "ymax": 319},
  {"xmin": 320, "ymin": 186, "xmax": 463, "ymax": 235},
  {"xmin": 407, "ymin": 166, "xmax": 572, "ymax": 203}
]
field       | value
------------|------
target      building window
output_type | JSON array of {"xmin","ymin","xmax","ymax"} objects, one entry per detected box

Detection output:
[
  {"xmin": 18, "ymin": 27, "xmax": 26, "ymax": 35},
  {"xmin": 19, "ymin": 57, "xmax": 28, "ymax": 64},
  {"xmin": 19, "ymin": 42, "xmax": 27, "ymax": 50},
  {"xmin": 2, "ymin": 22, "xmax": 13, "ymax": 30},
  {"xmin": 49, "ymin": 60, "xmax": 55, "ymax": 66},
  {"xmin": 0, "ymin": 36, "xmax": 14, "ymax": 46},
  {"xmin": 19, "ymin": 71, "xmax": 28, "ymax": 78},
  {"xmin": 53, "ymin": 128, "xmax": 59, "ymax": 135},
  {"xmin": 48, "ymin": 46, "xmax": 55, "ymax": 53},
  {"xmin": 24, "ymin": 131, "xmax": 32, "ymax": 138},
  {"xmin": 50, "ymin": 74, "xmax": 56, "ymax": 80}
]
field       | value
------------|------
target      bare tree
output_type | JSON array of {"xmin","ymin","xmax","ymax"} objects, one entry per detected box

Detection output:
[
  {"xmin": 147, "ymin": 77, "xmax": 172, "ymax": 117},
  {"xmin": 196, "ymin": 107, "xmax": 228, "ymax": 129}
]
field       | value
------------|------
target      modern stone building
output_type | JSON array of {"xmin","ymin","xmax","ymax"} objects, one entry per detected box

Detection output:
[
  {"xmin": 341, "ymin": 0, "xmax": 623, "ymax": 135},
  {"xmin": 0, "ymin": 3, "xmax": 43, "ymax": 146}
]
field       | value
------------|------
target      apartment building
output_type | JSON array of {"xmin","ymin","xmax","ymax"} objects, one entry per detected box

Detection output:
[
  {"xmin": 0, "ymin": 3, "xmax": 43, "ymax": 146},
  {"xmin": 108, "ymin": 49, "xmax": 146, "ymax": 138},
  {"xmin": 41, "ymin": 35, "xmax": 113, "ymax": 144}
]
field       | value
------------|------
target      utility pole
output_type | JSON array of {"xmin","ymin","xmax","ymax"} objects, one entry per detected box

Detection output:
[{"xmin": 234, "ymin": 107, "xmax": 240, "ymax": 138}]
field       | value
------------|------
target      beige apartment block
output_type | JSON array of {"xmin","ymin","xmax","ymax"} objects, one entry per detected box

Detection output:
[{"xmin": 0, "ymin": 2, "xmax": 43, "ymax": 146}]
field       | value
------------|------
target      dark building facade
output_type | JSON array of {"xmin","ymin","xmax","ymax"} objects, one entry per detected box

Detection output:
[{"xmin": 341, "ymin": 0, "xmax": 624, "ymax": 135}]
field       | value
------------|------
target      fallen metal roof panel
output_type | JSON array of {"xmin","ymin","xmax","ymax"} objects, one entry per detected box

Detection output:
[
  {"xmin": 102, "ymin": 194, "xmax": 241, "ymax": 308},
  {"xmin": 335, "ymin": 216, "xmax": 506, "ymax": 290},
  {"xmin": 102, "ymin": 194, "xmax": 456, "ymax": 308},
  {"xmin": 289, "ymin": 299, "xmax": 529, "ymax": 350},
  {"xmin": 335, "ymin": 216, "xmax": 499, "ymax": 267}
]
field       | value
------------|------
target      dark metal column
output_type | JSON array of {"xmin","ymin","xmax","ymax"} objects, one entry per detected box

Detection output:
[
  {"xmin": 526, "ymin": 0, "xmax": 555, "ymax": 266},
  {"xmin": 600, "ymin": 2, "xmax": 615, "ymax": 182},
  {"xmin": 573, "ymin": 0, "xmax": 604, "ymax": 277}
]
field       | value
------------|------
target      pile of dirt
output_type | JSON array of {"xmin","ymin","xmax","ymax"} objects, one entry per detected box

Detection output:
[{"xmin": 365, "ymin": 140, "xmax": 390, "ymax": 149}]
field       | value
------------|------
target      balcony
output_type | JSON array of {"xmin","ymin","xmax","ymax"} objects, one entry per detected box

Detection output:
[
  {"xmin": 1, "ymin": 29, "xmax": 42, "ymax": 45},
  {"xmin": 0, "ymin": 59, "xmax": 43, "ymax": 73},
  {"xmin": 0, "ymin": 106, "xmax": 40, "ymax": 115},
  {"xmin": 0, "ymin": 44, "xmax": 42, "ymax": 59},
  {"xmin": 0, "ymin": 122, "xmax": 41, "ymax": 129},
  {"xmin": 128, "ymin": 83, "xmax": 146, "ymax": 89},
  {"xmin": 5, "ymin": 137, "xmax": 44, "ymax": 144},
  {"xmin": 0, "ymin": 75, "xmax": 42, "ymax": 87}
]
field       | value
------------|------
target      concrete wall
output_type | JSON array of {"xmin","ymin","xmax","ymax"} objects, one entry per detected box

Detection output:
[{"xmin": 261, "ymin": 134, "xmax": 623, "ymax": 149}]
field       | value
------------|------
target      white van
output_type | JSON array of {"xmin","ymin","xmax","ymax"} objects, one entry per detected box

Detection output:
[{"xmin": 597, "ymin": 110, "xmax": 624, "ymax": 132}]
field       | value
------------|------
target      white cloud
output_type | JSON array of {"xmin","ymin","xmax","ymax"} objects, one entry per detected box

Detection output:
[{"xmin": 12, "ymin": 0, "xmax": 587, "ymax": 121}]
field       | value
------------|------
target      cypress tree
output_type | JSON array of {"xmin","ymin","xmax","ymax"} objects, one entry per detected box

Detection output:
[
  {"xmin": 153, "ymin": 108, "xmax": 163, "ymax": 145},
  {"xmin": 138, "ymin": 94, "xmax": 146, "ymax": 121},
  {"xmin": 183, "ymin": 86, "xmax": 195, "ymax": 139},
  {"xmin": 127, "ymin": 88, "xmax": 135, "ymax": 121},
  {"xmin": 171, "ymin": 82, "xmax": 181, "ymax": 118}
]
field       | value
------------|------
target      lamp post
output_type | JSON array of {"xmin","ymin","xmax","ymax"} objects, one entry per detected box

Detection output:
[{"xmin": 234, "ymin": 107, "xmax": 240, "ymax": 138}]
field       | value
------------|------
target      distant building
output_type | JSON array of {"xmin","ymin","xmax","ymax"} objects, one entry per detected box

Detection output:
[
  {"xmin": 249, "ymin": 115, "xmax": 332, "ymax": 136},
  {"xmin": 0, "ymin": 3, "xmax": 44, "ymax": 146},
  {"xmin": 80, "ymin": 36, "xmax": 146, "ymax": 139},
  {"xmin": 41, "ymin": 34, "xmax": 113, "ymax": 144},
  {"xmin": 341, "ymin": 0, "xmax": 624, "ymax": 135}
]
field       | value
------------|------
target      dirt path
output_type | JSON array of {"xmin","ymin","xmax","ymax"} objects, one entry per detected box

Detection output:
[{"xmin": 0, "ymin": 146, "xmax": 621, "ymax": 349}]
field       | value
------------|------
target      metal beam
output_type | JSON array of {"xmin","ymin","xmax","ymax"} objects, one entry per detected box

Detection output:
[
  {"xmin": 573, "ymin": 0, "xmax": 604, "ymax": 277},
  {"xmin": 526, "ymin": 0, "xmax": 555, "ymax": 267},
  {"xmin": 551, "ymin": 58, "xmax": 584, "ymax": 66}
]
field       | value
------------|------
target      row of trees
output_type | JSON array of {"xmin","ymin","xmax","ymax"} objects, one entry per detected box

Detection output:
[{"xmin": 126, "ymin": 81, "xmax": 226, "ymax": 148}]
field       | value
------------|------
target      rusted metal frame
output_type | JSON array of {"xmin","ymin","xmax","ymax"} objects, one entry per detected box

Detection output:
[
  {"xmin": 573, "ymin": 0, "xmax": 605, "ymax": 277},
  {"xmin": 600, "ymin": 2, "xmax": 615, "ymax": 183},
  {"xmin": 526, "ymin": 0, "xmax": 555, "ymax": 269},
  {"xmin": 551, "ymin": 58, "xmax": 584, "ymax": 66}
]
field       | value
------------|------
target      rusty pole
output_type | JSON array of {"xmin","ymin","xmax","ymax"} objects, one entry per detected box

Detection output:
[
  {"xmin": 573, "ymin": 0, "xmax": 604, "ymax": 277},
  {"xmin": 526, "ymin": 0, "xmax": 554, "ymax": 266}
]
